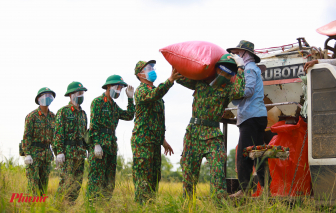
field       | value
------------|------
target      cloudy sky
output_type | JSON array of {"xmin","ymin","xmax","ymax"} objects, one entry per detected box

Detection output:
[{"xmin": 0, "ymin": 0, "xmax": 335, "ymax": 168}]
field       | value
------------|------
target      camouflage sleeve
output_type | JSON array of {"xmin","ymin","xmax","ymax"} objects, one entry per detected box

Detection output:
[
  {"xmin": 53, "ymin": 109, "xmax": 65, "ymax": 155},
  {"xmin": 118, "ymin": 98, "xmax": 135, "ymax": 121},
  {"xmin": 176, "ymin": 77, "xmax": 197, "ymax": 90},
  {"xmin": 230, "ymin": 69, "xmax": 246, "ymax": 100},
  {"xmin": 51, "ymin": 114, "xmax": 57, "ymax": 155},
  {"xmin": 89, "ymin": 99, "xmax": 100, "ymax": 145},
  {"xmin": 83, "ymin": 110, "xmax": 88, "ymax": 150},
  {"xmin": 22, "ymin": 114, "xmax": 34, "ymax": 156},
  {"xmin": 136, "ymin": 79, "xmax": 173, "ymax": 104}
]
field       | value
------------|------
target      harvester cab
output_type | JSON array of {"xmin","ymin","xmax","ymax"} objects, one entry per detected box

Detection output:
[{"xmin": 307, "ymin": 20, "xmax": 336, "ymax": 201}]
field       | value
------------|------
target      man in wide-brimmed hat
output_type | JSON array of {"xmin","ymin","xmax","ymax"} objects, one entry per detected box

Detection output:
[{"xmin": 227, "ymin": 40, "xmax": 267, "ymax": 198}]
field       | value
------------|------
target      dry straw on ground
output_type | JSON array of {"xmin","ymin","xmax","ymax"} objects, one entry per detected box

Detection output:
[{"xmin": 0, "ymin": 159, "xmax": 334, "ymax": 212}]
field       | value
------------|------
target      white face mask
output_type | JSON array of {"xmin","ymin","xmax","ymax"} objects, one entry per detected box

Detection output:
[
  {"xmin": 71, "ymin": 91, "xmax": 85, "ymax": 106},
  {"xmin": 236, "ymin": 50, "xmax": 255, "ymax": 64},
  {"xmin": 38, "ymin": 93, "xmax": 54, "ymax": 106},
  {"xmin": 109, "ymin": 85, "xmax": 123, "ymax": 99}
]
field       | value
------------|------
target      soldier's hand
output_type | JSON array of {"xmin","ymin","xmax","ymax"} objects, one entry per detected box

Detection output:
[
  {"xmin": 24, "ymin": 155, "xmax": 33, "ymax": 165},
  {"xmin": 56, "ymin": 153, "xmax": 65, "ymax": 166},
  {"xmin": 304, "ymin": 60, "xmax": 318, "ymax": 73},
  {"xmin": 94, "ymin": 144, "xmax": 103, "ymax": 159},
  {"xmin": 162, "ymin": 139, "xmax": 174, "ymax": 156},
  {"xmin": 126, "ymin": 85, "xmax": 134, "ymax": 98},
  {"xmin": 168, "ymin": 67, "xmax": 183, "ymax": 83}
]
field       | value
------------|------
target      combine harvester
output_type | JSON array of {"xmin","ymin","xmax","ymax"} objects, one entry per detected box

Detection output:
[{"xmin": 222, "ymin": 20, "xmax": 336, "ymax": 203}]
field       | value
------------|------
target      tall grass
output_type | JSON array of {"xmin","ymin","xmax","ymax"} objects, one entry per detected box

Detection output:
[{"xmin": 0, "ymin": 157, "xmax": 334, "ymax": 212}]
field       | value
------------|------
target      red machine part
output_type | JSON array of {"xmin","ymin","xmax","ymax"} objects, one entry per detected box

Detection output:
[{"xmin": 316, "ymin": 20, "xmax": 336, "ymax": 36}]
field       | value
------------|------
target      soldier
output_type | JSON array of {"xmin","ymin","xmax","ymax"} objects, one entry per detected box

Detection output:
[
  {"xmin": 131, "ymin": 60, "xmax": 181, "ymax": 204},
  {"xmin": 177, "ymin": 54, "xmax": 245, "ymax": 200},
  {"xmin": 86, "ymin": 75, "xmax": 135, "ymax": 199},
  {"xmin": 53, "ymin": 81, "xmax": 88, "ymax": 202},
  {"xmin": 22, "ymin": 87, "xmax": 56, "ymax": 195}
]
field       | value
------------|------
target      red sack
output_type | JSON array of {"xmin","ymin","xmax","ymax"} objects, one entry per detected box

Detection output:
[
  {"xmin": 159, "ymin": 41, "xmax": 227, "ymax": 80},
  {"xmin": 268, "ymin": 117, "xmax": 311, "ymax": 196}
]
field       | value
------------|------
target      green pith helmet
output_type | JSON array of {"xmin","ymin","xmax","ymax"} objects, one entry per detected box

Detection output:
[
  {"xmin": 216, "ymin": 54, "xmax": 237, "ymax": 65},
  {"xmin": 102, "ymin": 75, "xmax": 128, "ymax": 89},
  {"xmin": 216, "ymin": 54, "xmax": 238, "ymax": 73},
  {"xmin": 64, "ymin": 81, "xmax": 87, "ymax": 97},
  {"xmin": 134, "ymin": 60, "xmax": 156, "ymax": 75},
  {"xmin": 35, "ymin": 87, "xmax": 56, "ymax": 105}
]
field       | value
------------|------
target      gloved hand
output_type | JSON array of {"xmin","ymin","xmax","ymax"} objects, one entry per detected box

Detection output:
[
  {"xmin": 24, "ymin": 155, "xmax": 33, "ymax": 165},
  {"xmin": 230, "ymin": 53, "xmax": 245, "ymax": 67},
  {"xmin": 126, "ymin": 85, "xmax": 134, "ymax": 98},
  {"xmin": 56, "ymin": 153, "xmax": 65, "ymax": 166},
  {"xmin": 94, "ymin": 144, "xmax": 103, "ymax": 159}
]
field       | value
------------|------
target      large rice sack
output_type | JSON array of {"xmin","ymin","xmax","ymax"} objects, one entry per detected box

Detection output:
[{"xmin": 159, "ymin": 41, "xmax": 227, "ymax": 80}]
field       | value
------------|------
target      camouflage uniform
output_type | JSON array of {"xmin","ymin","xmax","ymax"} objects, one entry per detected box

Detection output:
[
  {"xmin": 86, "ymin": 93, "xmax": 134, "ymax": 198},
  {"xmin": 131, "ymin": 80, "xmax": 173, "ymax": 203},
  {"xmin": 52, "ymin": 102, "xmax": 87, "ymax": 201},
  {"xmin": 22, "ymin": 107, "xmax": 55, "ymax": 195},
  {"xmin": 177, "ymin": 69, "xmax": 245, "ymax": 200}
]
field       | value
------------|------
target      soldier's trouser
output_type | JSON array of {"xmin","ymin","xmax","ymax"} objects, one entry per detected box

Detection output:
[
  {"xmin": 57, "ymin": 158, "xmax": 84, "ymax": 202},
  {"xmin": 26, "ymin": 158, "xmax": 51, "ymax": 195},
  {"xmin": 132, "ymin": 143, "xmax": 161, "ymax": 204},
  {"xmin": 86, "ymin": 152, "xmax": 117, "ymax": 199},
  {"xmin": 181, "ymin": 132, "xmax": 227, "ymax": 200}
]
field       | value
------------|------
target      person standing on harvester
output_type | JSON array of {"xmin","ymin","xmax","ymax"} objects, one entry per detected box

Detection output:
[
  {"xmin": 86, "ymin": 75, "xmax": 135, "ymax": 199},
  {"xmin": 131, "ymin": 60, "xmax": 181, "ymax": 204},
  {"xmin": 177, "ymin": 54, "xmax": 245, "ymax": 201},
  {"xmin": 53, "ymin": 81, "xmax": 88, "ymax": 203},
  {"xmin": 227, "ymin": 40, "xmax": 268, "ymax": 198},
  {"xmin": 22, "ymin": 87, "xmax": 56, "ymax": 195}
]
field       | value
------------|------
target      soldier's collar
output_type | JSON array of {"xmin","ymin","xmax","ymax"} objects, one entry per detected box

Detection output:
[
  {"xmin": 37, "ymin": 106, "xmax": 49, "ymax": 116},
  {"xmin": 102, "ymin": 93, "xmax": 114, "ymax": 104},
  {"xmin": 141, "ymin": 82, "xmax": 155, "ymax": 90},
  {"xmin": 68, "ymin": 101, "xmax": 82, "ymax": 112}
]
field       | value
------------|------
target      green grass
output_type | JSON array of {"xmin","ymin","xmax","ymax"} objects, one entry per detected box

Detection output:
[{"xmin": 0, "ymin": 158, "xmax": 335, "ymax": 212}]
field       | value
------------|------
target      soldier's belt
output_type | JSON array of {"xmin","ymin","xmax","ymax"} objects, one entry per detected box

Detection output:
[
  {"xmin": 100, "ymin": 128, "xmax": 114, "ymax": 135},
  {"xmin": 64, "ymin": 140, "xmax": 84, "ymax": 146},
  {"xmin": 190, "ymin": 117, "xmax": 220, "ymax": 128},
  {"xmin": 31, "ymin": 142, "xmax": 50, "ymax": 149},
  {"xmin": 19, "ymin": 142, "xmax": 51, "ymax": 156}
]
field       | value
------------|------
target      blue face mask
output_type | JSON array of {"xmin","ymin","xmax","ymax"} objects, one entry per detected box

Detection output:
[
  {"xmin": 45, "ymin": 97, "xmax": 53, "ymax": 106},
  {"xmin": 146, "ymin": 70, "xmax": 157, "ymax": 82}
]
